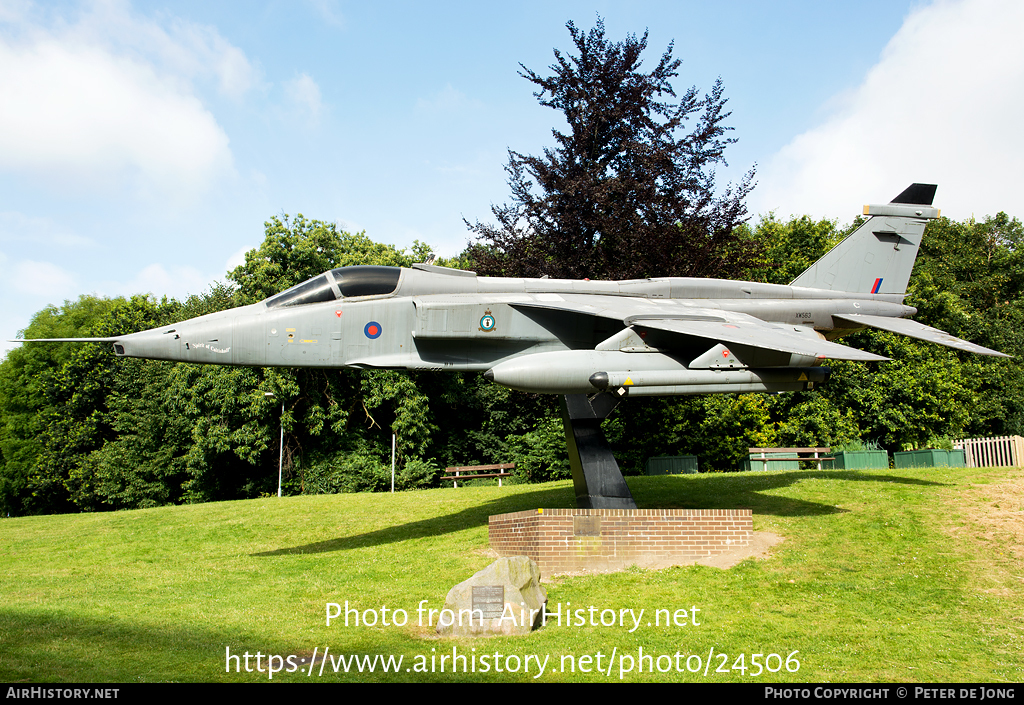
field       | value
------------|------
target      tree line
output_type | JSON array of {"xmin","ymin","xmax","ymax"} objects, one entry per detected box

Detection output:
[
  {"xmin": 2, "ymin": 16, "xmax": 1020, "ymax": 515},
  {"xmin": 0, "ymin": 209, "xmax": 1020, "ymax": 516}
]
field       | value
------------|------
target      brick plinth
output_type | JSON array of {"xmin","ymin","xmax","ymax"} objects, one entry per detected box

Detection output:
[{"xmin": 488, "ymin": 508, "xmax": 752, "ymax": 576}]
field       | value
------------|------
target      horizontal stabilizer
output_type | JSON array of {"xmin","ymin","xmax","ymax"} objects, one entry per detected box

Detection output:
[{"xmin": 832, "ymin": 314, "xmax": 1010, "ymax": 357}]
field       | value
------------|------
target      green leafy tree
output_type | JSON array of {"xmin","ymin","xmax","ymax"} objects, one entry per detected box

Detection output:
[
  {"xmin": 661, "ymin": 395, "xmax": 777, "ymax": 472},
  {"xmin": 0, "ymin": 295, "xmax": 180, "ymax": 514},
  {"xmin": 743, "ymin": 214, "xmax": 845, "ymax": 285},
  {"xmin": 361, "ymin": 370, "xmax": 437, "ymax": 463},
  {"xmin": 228, "ymin": 215, "xmax": 415, "ymax": 303},
  {"xmin": 906, "ymin": 213, "xmax": 1024, "ymax": 437},
  {"xmin": 88, "ymin": 359, "xmax": 191, "ymax": 509},
  {"xmin": 0, "ymin": 297, "xmax": 119, "ymax": 514},
  {"xmin": 816, "ymin": 337, "xmax": 971, "ymax": 452},
  {"xmin": 504, "ymin": 415, "xmax": 570, "ymax": 483},
  {"xmin": 775, "ymin": 394, "xmax": 860, "ymax": 449}
]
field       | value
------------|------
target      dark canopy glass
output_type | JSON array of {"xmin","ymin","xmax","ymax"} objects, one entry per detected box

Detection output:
[
  {"xmin": 265, "ymin": 266, "xmax": 401, "ymax": 308},
  {"xmin": 332, "ymin": 266, "xmax": 402, "ymax": 298}
]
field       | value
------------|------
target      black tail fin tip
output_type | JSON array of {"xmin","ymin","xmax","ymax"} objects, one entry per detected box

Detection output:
[{"xmin": 891, "ymin": 183, "xmax": 937, "ymax": 206}]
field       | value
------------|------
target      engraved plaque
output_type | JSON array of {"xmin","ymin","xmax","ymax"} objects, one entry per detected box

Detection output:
[
  {"xmin": 472, "ymin": 586, "xmax": 505, "ymax": 619},
  {"xmin": 574, "ymin": 516, "xmax": 601, "ymax": 536}
]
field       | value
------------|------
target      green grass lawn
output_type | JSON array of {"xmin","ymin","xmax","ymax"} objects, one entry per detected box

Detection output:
[{"xmin": 1, "ymin": 466, "xmax": 1021, "ymax": 683}]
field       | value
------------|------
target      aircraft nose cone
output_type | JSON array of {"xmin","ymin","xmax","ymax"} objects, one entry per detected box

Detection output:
[{"xmin": 483, "ymin": 368, "xmax": 494, "ymax": 382}]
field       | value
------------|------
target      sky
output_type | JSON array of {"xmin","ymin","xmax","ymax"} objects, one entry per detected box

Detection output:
[{"xmin": 2, "ymin": 0, "xmax": 1023, "ymax": 355}]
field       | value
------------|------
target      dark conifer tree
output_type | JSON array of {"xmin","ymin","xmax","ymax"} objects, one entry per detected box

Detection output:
[{"xmin": 467, "ymin": 16, "xmax": 756, "ymax": 280}]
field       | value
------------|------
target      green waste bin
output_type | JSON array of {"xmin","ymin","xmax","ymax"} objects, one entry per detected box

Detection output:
[
  {"xmin": 646, "ymin": 455, "xmax": 699, "ymax": 475},
  {"xmin": 831, "ymin": 450, "xmax": 889, "ymax": 469},
  {"xmin": 893, "ymin": 449, "xmax": 966, "ymax": 468}
]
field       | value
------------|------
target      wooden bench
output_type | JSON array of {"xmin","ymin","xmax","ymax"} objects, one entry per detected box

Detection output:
[
  {"xmin": 444, "ymin": 463, "xmax": 515, "ymax": 488},
  {"xmin": 748, "ymin": 447, "xmax": 834, "ymax": 471}
]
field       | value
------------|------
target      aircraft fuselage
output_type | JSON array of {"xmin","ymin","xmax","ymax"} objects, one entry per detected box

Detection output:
[{"xmin": 112, "ymin": 272, "xmax": 913, "ymax": 373}]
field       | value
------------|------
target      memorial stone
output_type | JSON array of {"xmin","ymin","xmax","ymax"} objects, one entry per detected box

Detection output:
[{"xmin": 436, "ymin": 556, "xmax": 547, "ymax": 636}]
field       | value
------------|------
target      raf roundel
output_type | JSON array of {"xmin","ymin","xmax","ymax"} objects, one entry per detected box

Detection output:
[{"xmin": 364, "ymin": 321, "xmax": 383, "ymax": 339}]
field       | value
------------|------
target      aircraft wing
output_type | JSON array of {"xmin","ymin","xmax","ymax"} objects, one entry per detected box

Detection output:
[
  {"xmin": 832, "ymin": 313, "xmax": 1010, "ymax": 357},
  {"xmin": 631, "ymin": 315, "xmax": 888, "ymax": 361},
  {"xmin": 512, "ymin": 296, "xmax": 888, "ymax": 362}
]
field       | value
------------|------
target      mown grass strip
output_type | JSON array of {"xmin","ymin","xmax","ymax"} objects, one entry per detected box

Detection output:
[{"xmin": 1, "ymin": 467, "xmax": 1020, "ymax": 682}]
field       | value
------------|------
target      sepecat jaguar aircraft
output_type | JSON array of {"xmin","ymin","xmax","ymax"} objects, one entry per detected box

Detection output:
[
  {"xmin": 14, "ymin": 184, "xmax": 1008, "ymax": 508},
  {"xmin": 13, "ymin": 183, "xmax": 1006, "ymax": 396}
]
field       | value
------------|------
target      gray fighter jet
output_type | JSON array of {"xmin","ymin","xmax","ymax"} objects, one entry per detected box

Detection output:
[
  {"xmin": 13, "ymin": 183, "xmax": 1008, "ymax": 508},
  {"xmin": 18, "ymin": 183, "xmax": 1004, "ymax": 383}
]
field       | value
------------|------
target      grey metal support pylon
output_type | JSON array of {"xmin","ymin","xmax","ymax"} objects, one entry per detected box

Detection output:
[{"xmin": 559, "ymin": 392, "xmax": 637, "ymax": 510}]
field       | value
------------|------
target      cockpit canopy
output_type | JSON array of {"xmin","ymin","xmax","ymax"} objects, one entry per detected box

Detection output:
[{"xmin": 264, "ymin": 266, "xmax": 402, "ymax": 308}]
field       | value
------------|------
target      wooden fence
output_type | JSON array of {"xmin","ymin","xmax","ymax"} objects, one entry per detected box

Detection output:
[{"xmin": 953, "ymin": 435, "xmax": 1024, "ymax": 468}]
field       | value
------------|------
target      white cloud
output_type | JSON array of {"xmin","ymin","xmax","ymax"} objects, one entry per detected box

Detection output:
[
  {"xmin": 285, "ymin": 72, "xmax": 323, "ymax": 124},
  {"xmin": 69, "ymin": 1, "xmax": 262, "ymax": 100},
  {"xmin": 0, "ymin": 1, "xmax": 255, "ymax": 201},
  {"xmin": 164, "ymin": 21, "xmax": 260, "ymax": 100},
  {"xmin": 753, "ymin": 0, "xmax": 1024, "ymax": 222}
]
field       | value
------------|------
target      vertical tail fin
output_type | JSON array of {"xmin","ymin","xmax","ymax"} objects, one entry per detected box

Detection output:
[{"xmin": 790, "ymin": 183, "xmax": 940, "ymax": 295}]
